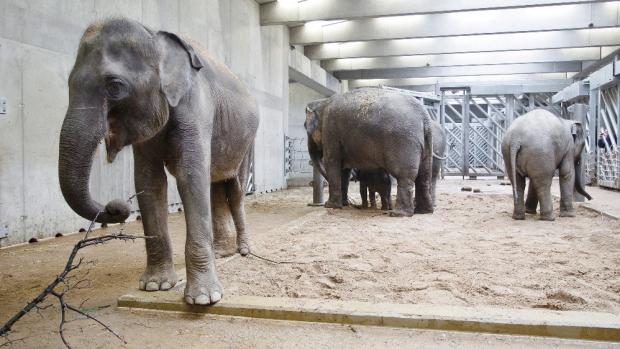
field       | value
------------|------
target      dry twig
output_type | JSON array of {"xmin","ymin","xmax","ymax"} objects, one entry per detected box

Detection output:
[{"xmin": 0, "ymin": 193, "xmax": 148, "ymax": 348}]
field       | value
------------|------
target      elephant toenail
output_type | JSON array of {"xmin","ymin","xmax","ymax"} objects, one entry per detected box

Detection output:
[
  {"xmin": 184, "ymin": 296, "xmax": 195, "ymax": 305},
  {"xmin": 146, "ymin": 281, "xmax": 159, "ymax": 291},
  {"xmin": 210, "ymin": 291, "xmax": 222, "ymax": 303},
  {"xmin": 195, "ymin": 295, "xmax": 210, "ymax": 305},
  {"xmin": 160, "ymin": 281, "xmax": 172, "ymax": 290}
]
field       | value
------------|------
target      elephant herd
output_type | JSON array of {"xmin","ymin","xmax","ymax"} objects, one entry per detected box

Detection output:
[{"xmin": 57, "ymin": 19, "xmax": 591, "ymax": 306}]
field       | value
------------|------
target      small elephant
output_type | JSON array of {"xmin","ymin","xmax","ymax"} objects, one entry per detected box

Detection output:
[
  {"xmin": 351, "ymin": 169, "xmax": 392, "ymax": 210},
  {"xmin": 501, "ymin": 108, "xmax": 591, "ymax": 221},
  {"xmin": 305, "ymin": 88, "xmax": 434, "ymax": 217},
  {"xmin": 58, "ymin": 19, "xmax": 259, "ymax": 305},
  {"xmin": 430, "ymin": 120, "xmax": 447, "ymax": 207}
]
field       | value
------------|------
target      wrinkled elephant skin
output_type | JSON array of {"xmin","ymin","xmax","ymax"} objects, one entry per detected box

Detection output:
[
  {"xmin": 58, "ymin": 19, "xmax": 258, "ymax": 305},
  {"xmin": 305, "ymin": 88, "xmax": 434, "ymax": 217},
  {"xmin": 501, "ymin": 108, "xmax": 591, "ymax": 221}
]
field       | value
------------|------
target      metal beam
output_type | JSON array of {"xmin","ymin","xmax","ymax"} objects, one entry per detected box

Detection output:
[
  {"xmin": 347, "ymin": 74, "xmax": 572, "ymax": 88},
  {"xmin": 334, "ymin": 62, "xmax": 582, "ymax": 79},
  {"xmin": 304, "ymin": 28, "xmax": 620, "ymax": 59},
  {"xmin": 552, "ymin": 80, "xmax": 590, "ymax": 103},
  {"xmin": 260, "ymin": 0, "xmax": 603, "ymax": 25},
  {"xmin": 322, "ymin": 47, "xmax": 611, "ymax": 71},
  {"xmin": 290, "ymin": 2, "xmax": 619, "ymax": 45}
]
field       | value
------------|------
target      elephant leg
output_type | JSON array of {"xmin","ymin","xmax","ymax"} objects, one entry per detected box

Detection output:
[
  {"xmin": 211, "ymin": 183, "xmax": 237, "ymax": 258},
  {"xmin": 512, "ymin": 173, "xmax": 526, "ymax": 220},
  {"xmin": 390, "ymin": 176, "xmax": 416, "ymax": 217},
  {"xmin": 225, "ymin": 176, "xmax": 251, "ymax": 255},
  {"xmin": 533, "ymin": 177, "xmax": 555, "ymax": 221},
  {"xmin": 341, "ymin": 168, "xmax": 351, "ymax": 206},
  {"xmin": 176, "ymin": 151, "xmax": 222, "ymax": 305},
  {"xmin": 324, "ymin": 155, "xmax": 343, "ymax": 209},
  {"xmin": 525, "ymin": 180, "xmax": 538, "ymax": 214},
  {"xmin": 133, "ymin": 150, "xmax": 178, "ymax": 292},
  {"xmin": 360, "ymin": 182, "xmax": 369, "ymax": 208},
  {"xmin": 380, "ymin": 189, "xmax": 389, "ymax": 211},
  {"xmin": 414, "ymin": 165, "xmax": 434, "ymax": 214},
  {"xmin": 558, "ymin": 156, "xmax": 576, "ymax": 217},
  {"xmin": 431, "ymin": 174, "xmax": 438, "ymax": 207},
  {"xmin": 369, "ymin": 190, "xmax": 377, "ymax": 209}
]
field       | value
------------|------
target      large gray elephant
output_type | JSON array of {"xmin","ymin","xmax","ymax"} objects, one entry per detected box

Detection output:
[
  {"xmin": 58, "ymin": 18, "xmax": 259, "ymax": 305},
  {"xmin": 501, "ymin": 108, "xmax": 591, "ymax": 221},
  {"xmin": 305, "ymin": 88, "xmax": 434, "ymax": 217},
  {"xmin": 430, "ymin": 120, "xmax": 447, "ymax": 206}
]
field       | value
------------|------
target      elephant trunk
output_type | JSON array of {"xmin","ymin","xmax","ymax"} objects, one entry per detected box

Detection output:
[
  {"xmin": 307, "ymin": 138, "xmax": 327, "ymax": 179},
  {"xmin": 574, "ymin": 161, "xmax": 592, "ymax": 200},
  {"xmin": 58, "ymin": 104, "xmax": 131, "ymax": 223}
]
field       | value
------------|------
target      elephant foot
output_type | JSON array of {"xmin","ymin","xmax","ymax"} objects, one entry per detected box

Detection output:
[
  {"xmin": 324, "ymin": 200, "xmax": 343, "ymax": 209},
  {"xmin": 540, "ymin": 213, "xmax": 555, "ymax": 221},
  {"xmin": 559, "ymin": 209, "xmax": 576, "ymax": 217},
  {"xmin": 525, "ymin": 208, "xmax": 537, "ymax": 214},
  {"xmin": 238, "ymin": 241, "xmax": 251, "ymax": 256},
  {"xmin": 389, "ymin": 209, "xmax": 414, "ymax": 217},
  {"xmin": 512, "ymin": 212, "xmax": 525, "ymax": 220},
  {"xmin": 214, "ymin": 244, "xmax": 237, "ymax": 258},
  {"xmin": 139, "ymin": 265, "xmax": 178, "ymax": 291},
  {"xmin": 414, "ymin": 207, "xmax": 434, "ymax": 214},
  {"xmin": 370, "ymin": 203, "xmax": 377, "ymax": 209},
  {"xmin": 184, "ymin": 268, "xmax": 223, "ymax": 305}
]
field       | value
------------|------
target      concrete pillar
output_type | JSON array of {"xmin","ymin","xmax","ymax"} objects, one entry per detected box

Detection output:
[{"xmin": 309, "ymin": 162, "xmax": 324, "ymax": 206}]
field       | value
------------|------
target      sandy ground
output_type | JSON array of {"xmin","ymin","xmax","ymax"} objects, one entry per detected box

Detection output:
[
  {"xmin": 0, "ymin": 178, "xmax": 619, "ymax": 348},
  {"xmin": 220, "ymin": 179, "xmax": 620, "ymax": 313}
]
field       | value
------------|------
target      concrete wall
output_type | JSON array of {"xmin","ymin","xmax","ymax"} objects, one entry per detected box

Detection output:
[
  {"xmin": 287, "ymin": 82, "xmax": 327, "ymax": 187},
  {"xmin": 0, "ymin": 0, "xmax": 289, "ymax": 246}
]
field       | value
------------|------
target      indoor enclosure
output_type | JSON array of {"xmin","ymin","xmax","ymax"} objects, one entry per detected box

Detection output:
[{"xmin": 0, "ymin": 1, "xmax": 619, "ymax": 348}]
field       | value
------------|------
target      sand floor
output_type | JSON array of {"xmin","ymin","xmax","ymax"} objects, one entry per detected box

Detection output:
[
  {"xmin": 0, "ymin": 178, "xmax": 619, "ymax": 348},
  {"xmin": 220, "ymin": 179, "xmax": 620, "ymax": 313}
]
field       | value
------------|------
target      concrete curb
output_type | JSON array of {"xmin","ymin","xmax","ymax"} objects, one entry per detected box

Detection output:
[
  {"xmin": 580, "ymin": 204, "xmax": 620, "ymax": 220},
  {"xmin": 118, "ymin": 293, "xmax": 620, "ymax": 342}
]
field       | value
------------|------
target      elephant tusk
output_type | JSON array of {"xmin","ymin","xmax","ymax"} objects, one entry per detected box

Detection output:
[{"xmin": 432, "ymin": 151, "xmax": 448, "ymax": 160}]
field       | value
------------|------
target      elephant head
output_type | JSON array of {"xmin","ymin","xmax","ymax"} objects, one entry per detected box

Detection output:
[
  {"xmin": 569, "ymin": 122, "xmax": 592, "ymax": 200},
  {"xmin": 58, "ymin": 19, "xmax": 204, "ymax": 223},
  {"xmin": 304, "ymin": 98, "xmax": 329, "ymax": 178}
]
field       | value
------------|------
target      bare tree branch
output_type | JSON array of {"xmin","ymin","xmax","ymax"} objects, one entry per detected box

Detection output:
[{"xmin": 0, "ymin": 193, "xmax": 149, "ymax": 348}]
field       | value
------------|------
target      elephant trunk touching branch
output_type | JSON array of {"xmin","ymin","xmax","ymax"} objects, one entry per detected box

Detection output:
[
  {"xmin": 58, "ymin": 18, "xmax": 258, "ymax": 305},
  {"xmin": 501, "ymin": 108, "xmax": 591, "ymax": 221}
]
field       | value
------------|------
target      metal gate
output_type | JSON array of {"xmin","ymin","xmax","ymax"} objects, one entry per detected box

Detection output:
[
  {"xmin": 246, "ymin": 146, "xmax": 255, "ymax": 194},
  {"xmin": 440, "ymin": 89, "xmax": 507, "ymax": 177},
  {"xmin": 439, "ymin": 89, "xmax": 558, "ymax": 177},
  {"xmin": 597, "ymin": 83, "xmax": 620, "ymax": 189}
]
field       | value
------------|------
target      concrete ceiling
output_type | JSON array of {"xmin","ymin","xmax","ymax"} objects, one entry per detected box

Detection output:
[{"xmin": 259, "ymin": 0, "xmax": 620, "ymax": 90}]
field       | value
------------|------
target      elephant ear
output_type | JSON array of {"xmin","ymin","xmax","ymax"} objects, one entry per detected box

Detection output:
[
  {"xmin": 571, "ymin": 122, "xmax": 584, "ymax": 142},
  {"xmin": 156, "ymin": 31, "xmax": 204, "ymax": 107},
  {"xmin": 304, "ymin": 106, "xmax": 318, "ymax": 134}
]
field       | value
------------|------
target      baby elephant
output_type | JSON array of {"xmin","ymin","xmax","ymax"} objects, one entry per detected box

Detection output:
[
  {"xmin": 501, "ymin": 108, "xmax": 591, "ymax": 221},
  {"xmin": 351, "ymin": 169, "xmax": 392, "ymax": 210}
]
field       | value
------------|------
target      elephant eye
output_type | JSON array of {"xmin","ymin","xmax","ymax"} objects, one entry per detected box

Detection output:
[{"xmin": 105, "ymin": 78, "xmax": 128, "ymax": 100}]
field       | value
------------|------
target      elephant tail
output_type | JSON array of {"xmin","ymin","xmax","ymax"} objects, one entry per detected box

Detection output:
[
  {"xmin": 423, "ymin": 113, "xmax": 434, "ymax": 171},
  {"xmin": 509, "ymin": 141, "xmax": 520, "ymax": 198}
]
